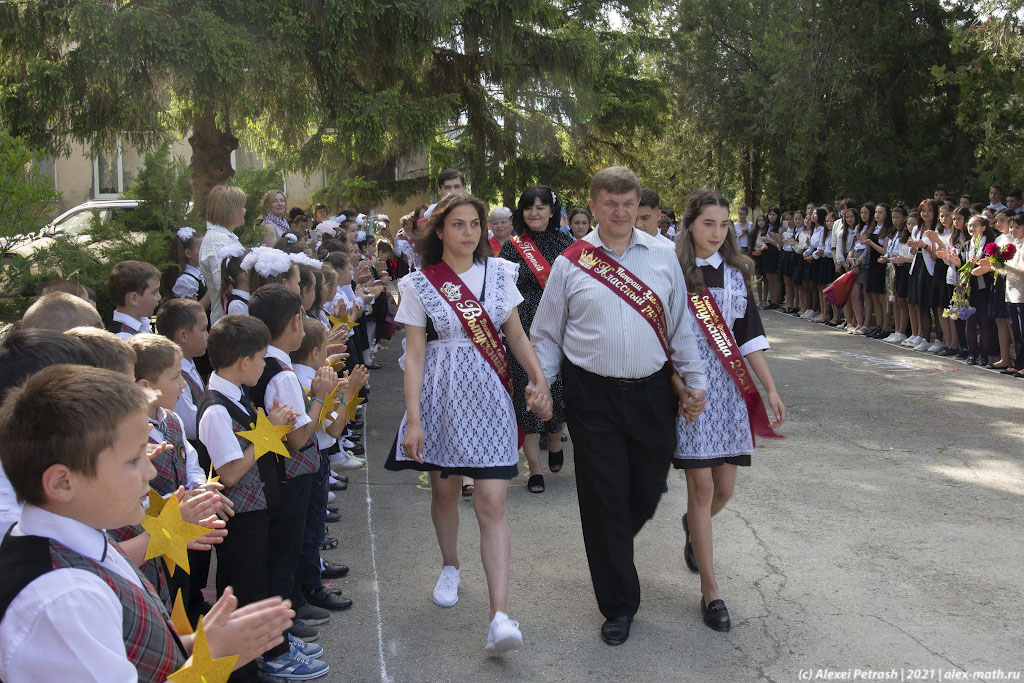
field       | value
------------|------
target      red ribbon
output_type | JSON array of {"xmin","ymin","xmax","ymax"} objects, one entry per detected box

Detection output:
[
  {"xmin": 688, "ymin": 292, "xmax": 783, "ymax": 445},
  {"xmin": 488, "ymin": 237, "xmax": 501, "ymax": 255},
  {"xmin": 511, "ymin": 232, "xmax": 552, "ymax": 288},
  {"xmin": 563, "ymin": 240, "xmax": 671, "ymax": 357},
  {"xmin": 420, "ymin": 260, "xmax": 524, "ymax": 447}
]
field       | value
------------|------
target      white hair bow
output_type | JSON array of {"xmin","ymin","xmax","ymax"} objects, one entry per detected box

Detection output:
[{"xmin": 177, "ymin": 226, "xmax": 196, "ymax": 241}]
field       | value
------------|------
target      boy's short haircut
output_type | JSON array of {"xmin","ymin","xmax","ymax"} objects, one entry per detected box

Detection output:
[
  {"xmin": 21, "ymin": 292, "xmax": 103, "ymax": 332},
  {"xmin": 0, "ymin": 329, "xmax": 96, "ymax": 402},
  {"xmin": 0, "ymin": 365, "xmax": 149, "ymax": 506},
  {"xmin": 65, "ymin": 327, "xmax": 137, "ymax": 375},
  {"xmin": 108, "ymin": 260, "xmax": 160, "ymax": 307},
  {"xmin": 40, "ymin": 279, "xmax": 91, "ymax": 302},
  {"xmin": 127, "ymin": 333, "xmax": 181, "ymax": 382},
  {"xmin": 248, "ymin": 284, "xmax": 303, "ymax": 340},
  {"xmin": 207, "ymin": 314, "xmax": 271, "ymax": 370},
  {"xmin": 155, "ymin": 298, "xmax": 205, "ymax": 339},
  {"xmin": 638, "ymin": 188, "xmax": 660, "ymax": 209},
  {"xmin": 292, "ymin": 318, "xmax": 327, "ymax": 364},
  {"xmin": 1009, "ymin": 187, "xmax": 1023, "ymax": 200},
  {"xmin": 437, "ymin": 168, "xmax": 465, "ymax": 189}
]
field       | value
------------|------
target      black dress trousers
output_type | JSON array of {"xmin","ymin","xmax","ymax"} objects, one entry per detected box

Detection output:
[{"xmin": 562, "ymin": 360, "xmax": 678, "ymax": 619}]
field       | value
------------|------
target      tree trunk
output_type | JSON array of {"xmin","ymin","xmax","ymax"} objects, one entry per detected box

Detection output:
[{"xmin": 189, "ymin": 104, "xmax": 238, "ymax": 220}]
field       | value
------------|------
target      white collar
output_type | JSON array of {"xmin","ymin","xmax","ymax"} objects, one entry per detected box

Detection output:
[
  {"xmin": 182, "ymin": 356, "xmax": 198, "ymax": 377},
  {"xmin": 265, "ymin": 345, "xmax": 291, "ymax": 367},
  {"xmin": 112, "ymin": 310, "xmax": 144, "ymax": 331},
  {"xmin": 147, "ymin": 406, "xmax": 168, "ymax": 426},
  {"xmin": 230, "ymin": 288, "xmax": 250, "ymax": 300},
  {"xmin": 208, "ymin": 372, "xmax": 243, "ymax": 402},
  {"xmin": 15, "ymin": 505, "xmax": 112, "ymax": 563},
  {"xmin": 292, "ymin": 363, "xmax": 314, "ymax": 386},
  {"xmin": 696, "ymin": 251, "xmax": 724, "ymax": 269},
  {"xmin": 184, "ymin": 264, "xmax": 202, "ymax": 277}
]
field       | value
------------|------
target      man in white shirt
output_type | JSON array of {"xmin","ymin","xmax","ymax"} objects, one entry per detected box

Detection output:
[
  {"xmin": 423, "ymin": 168, "xmax": 466, "ymax": 218},
  {"xmin": 636, "ymin": 188, "xmax": 676, "ymax": 249}
]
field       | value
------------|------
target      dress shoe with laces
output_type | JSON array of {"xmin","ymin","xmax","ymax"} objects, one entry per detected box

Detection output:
[
  {"xmin": 682, "ymin": 513, "xmax": 698, "ymax": 573},
  {"xmin": 308, "ymin": 587, "xmax": 353, "ymax": 610},
  {"xmin": 701, "ymin": 597, "xmax": 731, "ymax": 632},
  {"xmin": 600, "ymin": 615, "xmax": 633, "ymax": 646}
]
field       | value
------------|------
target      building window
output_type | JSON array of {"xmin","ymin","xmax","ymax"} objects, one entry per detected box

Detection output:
[{"xmin": 93, "ymin": 138, "xmax": 124, "ymax": 198}]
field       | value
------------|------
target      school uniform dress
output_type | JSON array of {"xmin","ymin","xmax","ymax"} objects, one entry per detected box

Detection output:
[
  {"xmin": 930, "ymin": 229, "xmax": 951, "ymax": 308},
  {"xmin": 792, "ymin": 229, "xmax": 809, "ymax": 285},
  {"xmin": 892, "ymin": 236, "xmax": 911, "ymax": 298},
  {"xmin": 778, "ymin": 229, "xmax": 795, "ymax": 277},
  {"xmin": 907, "ymin": 227, "xmax": 935, "ymax": 307},
  {"xmin": 674, "ymin": 253, "xmax": 768, "ymax": 469},
  {"xmin": 866, "ymin": 227, "xmax": 888, "ymax": 294},
  {"xmin": 990, "ymin": 233, "xmax": 1011, "ymax": 319},
  {"xmin": 387, "ymin": 258, "xmax": 523, "ymax": 479},
  {"xmin": 761, "ymin": 226, "xmax": 781, "ymax": 273},
  {"xmin": 172, "ymin": 264, "xmax": 207, "ymax": 301},
  {"xmin": 498, "ymin": 229, "xmax": 575, "ymax": 435}
]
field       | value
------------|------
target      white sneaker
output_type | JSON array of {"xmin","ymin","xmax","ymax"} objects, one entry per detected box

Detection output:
[
  {"xmin": 801, "ymin": 310, "xmax": 816, "ymax": 320},
  {"xmin": 882, "ymin": 333, "xmax": 897, "ymax": 343},
  {"xmin": 330, "ymin": 451, "xmax": 365, "ymax": 470},
  {"xmin": 485, "ymin": 611, "xmax": 523, "ymax": 652},
  {"xmin": 927, "ymin": 340, "xmax": 944, "ymax": 353},
  {"xmin": 913, "ymin": 339, "xmax": 932, "ymax": 352},
  {"xmin": 901, "ymin": 335, "xmax": 920, "ymax": 347},
  {"xmin": 327, "ymin": 491, "xmax": 336, "ymax": 503},
  {"xmin": 887, "ymin": 332, "xmax": 907, "ymax": 344},
  {"xmin": 432, "ymin": 566, "xmax": 460, "ymax": 607},
  {"xmin": 341, "ymin": 438, "xmax": 356, "ymax": 449}
]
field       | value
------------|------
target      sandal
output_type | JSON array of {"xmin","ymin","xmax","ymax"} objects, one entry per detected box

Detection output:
[
  {"xmin": 548, "ymin": 449, "xmax": 564, "ymax": 473},
  {"xmin": 461, "ymin": 483, "xmax": 474, "ymax": 497},
  {"xmin": 986, "ymin": 362, "xmax": 1010, "ymax": 370},
  {"xmin": 527, "ymin": 474, "xmax": 545, "ymax": 493}
]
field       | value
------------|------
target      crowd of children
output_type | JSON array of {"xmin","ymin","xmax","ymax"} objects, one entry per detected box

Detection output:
[
  {"xmin": 742, "ymin": 186, "xmax": 1024, "ymax": 374},
  {"xmin": 0, "ymin": 182, "xmax": 397, "ymax": 681}
]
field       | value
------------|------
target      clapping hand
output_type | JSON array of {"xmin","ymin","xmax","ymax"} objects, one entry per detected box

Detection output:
[{"xmin": 202, "ymin": 587, "xmax": 295, "ymax": 670}]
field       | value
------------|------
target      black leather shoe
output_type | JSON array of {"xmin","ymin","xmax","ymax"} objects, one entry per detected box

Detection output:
[
  {"xmin": 307, "ymin": 588, "xmax": 353, "ymax": 611},
  {"xmin": 682, "ymin": 513, "xmax": 698, "ymax": 573},
  {"xmin": 701, "ymin": 597, "xmax": 730, "ymax": 631},
  {"xmin": 330, "ymin": 479, "xmax": 347, "ymax": 491},
  {"xmin": 347, "ymin": 444, "xmax": 365, "ymax": 455},
  {"xmin": 348, "ymin": 420, "xmax": 364, "ymax": 430},
  {"xmin": 600, "ymin": 615, "xmax": 633, "ymax": 645},
  {"xmin": 335, "ymin": 475, "xmax": 349, "ymax": 484},
  {"xmin": 326, "ymin": 504, "xmax": 339, "ymax": 514},
  {"xmin": 321, "ymin": 561, "xmax": 349, "ymax": 579},
  {"xmin": 325, "ymin": 510, "xmax": 341, "ymax": 523}
]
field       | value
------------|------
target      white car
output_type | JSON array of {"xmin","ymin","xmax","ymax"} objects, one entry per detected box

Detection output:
[{"xmin": 2, "ymin": 200, "xmax": 142, "ymax": 259}]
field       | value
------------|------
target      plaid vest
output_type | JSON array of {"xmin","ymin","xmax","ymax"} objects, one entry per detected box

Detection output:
[
  {"xmin": 182, "ymin": 366, "xmax": 204, "ymax": 407},
  {"xmin": 106, "ymin": 319, "xmax": 136, "ymax": 336},
  {"xmin": 251, "ymin": 357, "xmax": 320, "ymax": 479},
  {"xmin": 104, "ymin": 524, "xmax": 171, "ymax": 609},
  {"xmin": 148, "ymin": 411, "xmax": 187, "ymax": 496},
  {"xmin": 0, "ymin": 531, "xmax": 186, "ymax": 682},
  {"xmin": 195, "ymin": 389, "xmax": 281, "ymax": 513}
]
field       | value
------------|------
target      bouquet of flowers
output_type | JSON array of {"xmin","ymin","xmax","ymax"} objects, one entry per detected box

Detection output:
[
  {"xmin": 942, "ymin": 265, "xmax": 976, "ymax": 321},
  {"xmin": 984, "ymin": 242, "xmax": 1016, "ymax": 277}
]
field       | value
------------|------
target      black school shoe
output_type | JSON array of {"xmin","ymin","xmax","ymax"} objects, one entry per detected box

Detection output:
[
  {"xmin": 321, "ymin": 561, "xmax": 350, "ymax": 579},
  {"xmin": 701, "ymin": 597, "xmax": 731, "ymax": 632},
  {"xmin": 307, "ymin": 587, "xmax": 353, "ymax": 611}
]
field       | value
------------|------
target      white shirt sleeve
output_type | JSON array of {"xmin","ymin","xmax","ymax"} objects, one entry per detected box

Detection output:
[
  {"xmin": 226, "ymin": 299, "xmax": 248, "ymax": 316},
  {"xmin": 394, "ymin": 276, "xmax": 427, "ymax": 327},
  {"xmin": 265, "ymin": 372, "xmax": 312, "ymax": 431},
  {"xmin": 0, "ymin": 570, "xmax": 139, "ymax": 683},
  {"xmin": 174, "ymin": 391, "xmax": 198, "ymax": 442},
  {"xmin": 198, "ymin": 405, "xmax": 245, "ymax": 468},
  {"xmin": 172, "ymin": 274, "xmax": 200, "ymax": 299}
]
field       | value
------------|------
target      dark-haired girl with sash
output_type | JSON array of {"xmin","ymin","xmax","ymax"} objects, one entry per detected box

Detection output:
[
  {"xmin": 386, "ymin": 192, "xmax": 552, "ymax": 653},
  {"xmin": 499, "ymin": 185, "xmax": 575, "ymax": 493},
  {"xmin": 674, "ymin": 189, "xmax": 787, "ymax": 633}
]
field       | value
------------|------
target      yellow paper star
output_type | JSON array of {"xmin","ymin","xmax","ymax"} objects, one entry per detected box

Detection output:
[
  {"xmin": 207, "ymin": 463, "xmax": 220, "ymax": 485},
  {"xmin": 235, "ymin": 409, "xmax": 291, "ymax": 461},
  {"xmin": 145, "ymin": 488, "xmax": 168, "ymax": 517},
  {"xmin": 329, "ymin": 312, "xmax": 359, "ymax": 329},
  {"xmin": 167, "ymin": 615, "xmax": 237, "ymax": 683},
  {"xmin": 170, "ymin": 588, "xmax": 194, "ymax": 636},
  {"xmin": 345, "ymin": 394, "xmax": 365, "ymax": 424},
  {"xmin": 140, "ymin": 493, "xmax": 209, "ymax": 574},
  {"xmin": 319, "ymin": 383, "xmax": 343, "ymax": 427}
]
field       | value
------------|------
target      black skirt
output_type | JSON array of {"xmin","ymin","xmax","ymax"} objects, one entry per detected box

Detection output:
[
  {"xmin": 778, "ymin": 250, "xmax": 795, "ymax": 277},
  {"xmin": 673, "ymin": 454, "xmax": 751, "ymax": 469},
  {"xmin": 867, "ymin": 253, "xmax": 887, "ymax": 294},
  {"xmin": 384, "ymin": 434, "xmax": 519, "ymax": 480},
  {"xmin": 907, "ymin": 257, "xmax": 932, "ymax": 306},
  {"xmin": 762, "ymin": 244, "xmax": 781, "ymax": 273},
  {"xmin": 894, "ymin": 264, "xmax": 910, "ymax": 298},
  {"xmin": 990, "ymin": 275, "xmax": 1009, "ymax": 318},
  {"xmin": 816, "ymin": 258, "xmax": 836, "ymax": 285}
]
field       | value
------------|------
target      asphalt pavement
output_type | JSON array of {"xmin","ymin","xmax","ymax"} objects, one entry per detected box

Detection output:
[{"xmin": 309, "ymin": 311, "xmax": 1023, "ymax": 683}]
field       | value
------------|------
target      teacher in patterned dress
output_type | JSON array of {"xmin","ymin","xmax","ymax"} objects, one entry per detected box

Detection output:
[{"xmin": 498, "ymin": 185, "xmax": 575, "ymax": 494}]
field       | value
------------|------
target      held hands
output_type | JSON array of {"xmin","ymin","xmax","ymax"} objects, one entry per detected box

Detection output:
[
  {"xmin": 670, "ymin": 374, "xmax": 706, "ymax": 421},
  {"xmin": 267, "ymin": 398, "xmax": 299, "ymax": 427},
  {"xmin": 175, "ymin": 487, "xmax": 228, "ymax": 550},
  {"xmin": 525, "ymin": 383, "xmax": 553, "ymax": 422},
  {"xmin": 401, "ymin": 422, "xmax": 425, "ymax": 463},
  {"xmin": 202, "ymin": 587, "xmax": 295, "ymax": 670}
]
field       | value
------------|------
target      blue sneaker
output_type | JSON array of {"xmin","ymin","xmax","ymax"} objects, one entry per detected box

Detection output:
[
  {"xmin": 258, "ymin": 648, "xmax": 330, "ymax": 680},
  {"xmin": 288, "ymin": 632, "xmax": 324, "ymax": 659}
]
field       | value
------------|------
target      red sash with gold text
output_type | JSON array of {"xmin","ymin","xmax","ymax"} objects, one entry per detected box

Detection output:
[
  {"xmin": 563, "ymin": 240, "xmax": 671, "ymax": 357},
  {"xmin": 420, "ymin": 260, "xmax": 524, "ymax": 445},
  {"xmin": 511, "ymin": 232, "xmax": 552, "ymax": 288},
  {"xmin": 488, "ymin": 237, "xmax": 501, "ymax": 255},
  {"xmin": 688, "ymin": 291, "xmax": 783, "ymax": 445}
]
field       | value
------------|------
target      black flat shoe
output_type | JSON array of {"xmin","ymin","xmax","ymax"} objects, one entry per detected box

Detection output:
[
  {"xmin": 335, "ymin": 475, "xmax": 349, "ymax": 484},
  {"xmin": 307, "ymin": 588, "xmax": 353, "ymax": 611},
  {"xmin": 528, "ymin": 474, "xmax": 545, "ymax": 493},
  {"xmin": 682, "ymin": 513, "xmax": 698, "ymax": 573},
  {"xmin": 600, "ymin": 615, "xmax": 633, "ymax": 646},
  {"xmin": 701, "ymin": 597, "xmax": 730, "ymax": 632},
  {"xmin": 967, "ymin": 355, "xmax": 978, "ymax": 365},
  {"xmin": 1001, "ymin": 368, "xmax": 1020, "ymax": 375},
  {"xmin": 548, "ymin": 449, "xmax": 564, "ymax": 473},
  {"xmin": 321, "ymin": 561, "xmax": 349, "ymax": 579},
  {"xmin": 320, "ymin": 536, "xmax": 338, "ymax": 550},
  {"xmin": 330, "ymin": 480, "xmax": 347, "ymax": 491},
  {"xmin": 326, "ymin": 504, "xmax": 339, "ymax": 514},
  {"xmin": 325, "ymin": 510, "xmax": 341, "ymax": 523}
]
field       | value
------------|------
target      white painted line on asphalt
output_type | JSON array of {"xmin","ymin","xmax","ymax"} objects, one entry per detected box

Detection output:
[{"xmin": 361, "ymin": 404, "xmax": 392, "ymax": 683}]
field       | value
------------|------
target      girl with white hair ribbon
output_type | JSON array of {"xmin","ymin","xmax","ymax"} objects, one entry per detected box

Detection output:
[{"xmin": 166, "ymin": 226, "xmax": 210, "ymax": 310}]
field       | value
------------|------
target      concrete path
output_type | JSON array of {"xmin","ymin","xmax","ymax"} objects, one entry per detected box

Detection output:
[{"xmin": 310, "ymin": 311, "xmax": 1023, "ymax": 683}]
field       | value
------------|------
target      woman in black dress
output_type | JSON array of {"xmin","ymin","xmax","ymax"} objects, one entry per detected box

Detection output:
[{"xmin": 498, "ymin": 185, "xmax": 575, "ymax": 493}]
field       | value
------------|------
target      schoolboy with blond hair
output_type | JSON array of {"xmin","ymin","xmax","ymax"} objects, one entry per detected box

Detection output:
[
  {"xmin": 65, "ymin": 326, "xmax": 137, "ymax": 375},
  {"xmin": 108, "ymin": 260, "xmax": 161, "ymax": 338},
  {"xmin": 21, "ymin": 291, "xmax": 102, "ymax": 332}
]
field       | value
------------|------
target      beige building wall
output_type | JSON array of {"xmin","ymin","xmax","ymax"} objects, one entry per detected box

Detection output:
[{"xmin": 46, "ymin": 138, "xmax": 430, "ymax": 224}]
